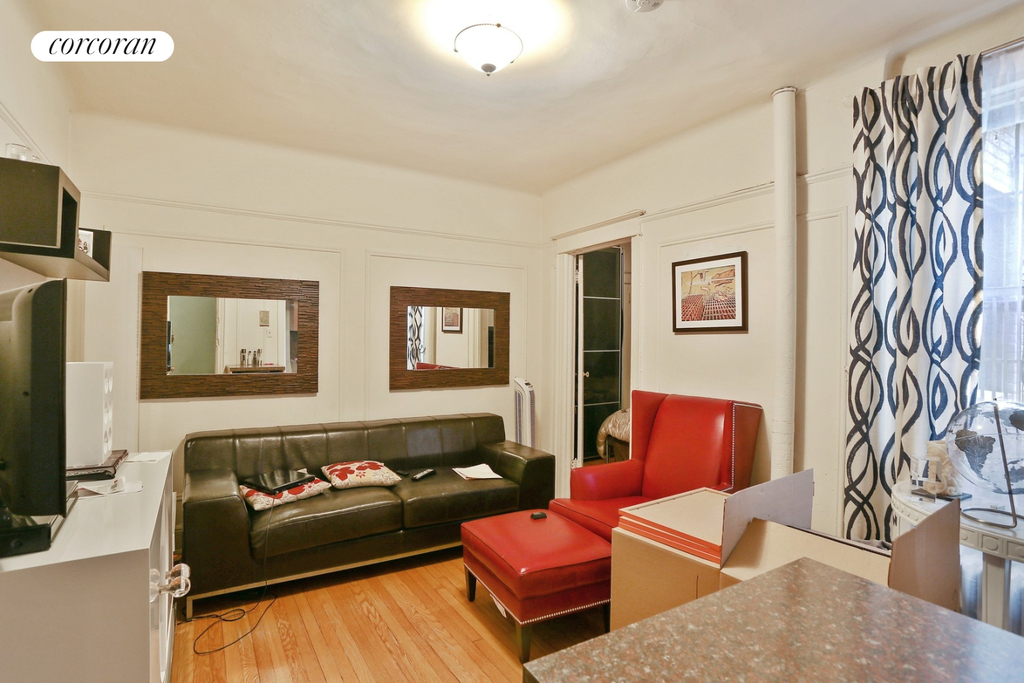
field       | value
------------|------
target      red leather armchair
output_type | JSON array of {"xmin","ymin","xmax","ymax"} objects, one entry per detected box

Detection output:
[{"xmin": 549, "ymin": 391, "xmax": 762, "ymax": 541}]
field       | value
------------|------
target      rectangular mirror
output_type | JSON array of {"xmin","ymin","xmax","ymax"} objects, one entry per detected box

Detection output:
[
  {"xmin": 141, "ymin": 272, "xmax": 318, "ymax": 399},
  {"xmin": 407, "ymin": 306, "xmax": 495, "ymax": 370},
  {"xmin": 390, "ymin": 287, "xmax": 509, "ymax": 390},
  {"xmin": 167, "ymin": 296, "xmax": 299, "ymax": 375}
]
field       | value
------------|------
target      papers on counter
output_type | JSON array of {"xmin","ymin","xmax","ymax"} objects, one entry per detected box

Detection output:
[
  {"xmin": 76, "ymin": 477, "xmax": 144, "ymax": 498},
  {"xmin": 126, "ymin": 451, "xmax": 171, "ymax": 463},
  {"xmin": 453, "ymin": 464, "xmax": 502, "ymax": 480}
]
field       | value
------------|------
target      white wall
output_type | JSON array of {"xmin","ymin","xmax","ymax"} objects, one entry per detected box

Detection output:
[
  {"xmin": 431, "ymin": 307, "xmax": 471, "ymax": 368},
  {"xmin": 70, "ymin": 115, "xmax": 548, "ymax": 511},
  {"xmin": 0, "ymin": 3, "xmax": 73, "ymax": 169},
  {"xmin": 540, "ymin": 3, "xmax": 1024, "ymax": 534},
  {"xmin": 219, "ymin": 298, "xmax": 288, "ymax": 371}
]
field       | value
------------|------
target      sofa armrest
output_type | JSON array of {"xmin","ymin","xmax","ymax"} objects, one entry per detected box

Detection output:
[
  {"xmin": 477, "ymin": 441, "xmax": 555, "ymax": 511},
  {"xmin": 182, "ymin": 469, "xmax": 254, "ymax": 595},
  {"xmin": 569, "ymin": 458, "xmax": 644, "ymax": 501}
]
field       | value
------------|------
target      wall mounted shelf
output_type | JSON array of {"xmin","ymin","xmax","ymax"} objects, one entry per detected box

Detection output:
[{"xmin": 0, "ymin": 157, "xmax": 110, "ymax": 282}]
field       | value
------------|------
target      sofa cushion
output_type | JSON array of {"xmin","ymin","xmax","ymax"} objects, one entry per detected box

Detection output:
[
  {"xmin": 393, "ymin": 468, "xmax": 518, "ymax": 528},
  {"xmin": 250, "ymin": 487, "xmax": 402, "ymax": 557},
  {"xmin": 322, "ymin": 461, "xmax": 401, "ymax": 489},
  {"xmin": 548, "ymin": 496, "xmax": 651, "ymax": 541},
  {"xmin": 240, "ymin": 477, "xmax": 332, "ymax": 511}
]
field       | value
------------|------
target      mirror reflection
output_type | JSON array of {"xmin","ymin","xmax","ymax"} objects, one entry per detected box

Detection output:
[
  {"xmin": 406, "ymin": 306, "xmax": 495, "ymax": 370},
  {"xmin": 167, "ymin": 296, "xmax": 299, "ymax": 375}
]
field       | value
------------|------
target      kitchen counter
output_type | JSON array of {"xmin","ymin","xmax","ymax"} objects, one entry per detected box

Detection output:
[{"xmin": 523, "ymin": 557, "xmax": 1024, "ymax": 682}]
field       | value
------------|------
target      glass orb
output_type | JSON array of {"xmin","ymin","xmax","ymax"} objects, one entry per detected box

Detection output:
[{"xmin": 944, "ymin": 401, "xmax": 1024, "ymax": 495}]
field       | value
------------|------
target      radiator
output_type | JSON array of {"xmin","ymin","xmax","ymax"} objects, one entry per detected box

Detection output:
[{"xmin": 513, "ymin": 377, "xmax": 536, "ymax": 448}]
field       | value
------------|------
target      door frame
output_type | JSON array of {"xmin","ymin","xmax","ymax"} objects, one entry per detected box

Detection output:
[{"xmin": 551, "ymin": 222, "xmax": 643, "ymax": 498}]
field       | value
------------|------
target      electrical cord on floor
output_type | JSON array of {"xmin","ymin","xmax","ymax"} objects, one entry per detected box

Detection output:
[{"xmin": 187, "ymin": 494, "xmax": 277, "ymax": 655}]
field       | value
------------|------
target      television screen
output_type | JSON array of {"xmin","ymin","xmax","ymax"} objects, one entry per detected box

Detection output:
[{"xmin": 0, "ymin": 279, "xmax": 67, "ymax": 517}]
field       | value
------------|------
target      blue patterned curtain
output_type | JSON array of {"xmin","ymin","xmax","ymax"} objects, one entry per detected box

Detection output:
[
  {"xmin": 407, "ymin": 306, "xmax": 424, "ymax": 370},
  {"xmin": 846, "ymin": 55, "xmax": 984, "ymax": 540}
]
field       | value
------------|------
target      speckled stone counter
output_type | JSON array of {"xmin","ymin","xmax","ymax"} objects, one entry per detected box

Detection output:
[{"xmin": 523, "ymin": 557, "xmax": 1024, "ymax": 682}]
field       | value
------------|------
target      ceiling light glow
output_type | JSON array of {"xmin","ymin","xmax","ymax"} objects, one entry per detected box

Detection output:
[
  {"xmin": 453, "ymin": 23, "xmax": 523, "ymax": 75},
  {"xmin": 419, "ymin": 0, "xmax": 568, "ymax": 71}
]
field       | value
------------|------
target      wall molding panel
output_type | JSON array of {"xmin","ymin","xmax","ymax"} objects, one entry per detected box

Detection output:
[
  {"xmin": 0, "ymin": 99, "xmax": 53, "ymax": 164},
  {"xmin": 83, "ymin": 189, "xmax": 542, "ymax": 249}
]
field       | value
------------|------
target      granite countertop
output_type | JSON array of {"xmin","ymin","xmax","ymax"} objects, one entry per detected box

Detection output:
[{"xmin": 523, "ymin": 557, "xmax": 1024, "ymax": 682}]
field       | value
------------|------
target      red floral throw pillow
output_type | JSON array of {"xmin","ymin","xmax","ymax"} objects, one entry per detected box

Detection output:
[
  {"xmin": 322, "ymin": 461, "xmax": 402, "ymax": 489},
  {"xmin": 239, "ymin": 477, "xmax": 332, "ymax": 511}
]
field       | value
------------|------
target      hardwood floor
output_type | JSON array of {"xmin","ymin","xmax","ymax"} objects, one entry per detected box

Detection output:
[{"xmin": 171, "ymin": 548, "xmax": 606, "ymax": 682}]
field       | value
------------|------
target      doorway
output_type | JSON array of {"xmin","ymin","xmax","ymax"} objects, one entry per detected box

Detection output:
[{"xmin": 574, "ymin": 243, "xmax": 631, "ymax": 465}]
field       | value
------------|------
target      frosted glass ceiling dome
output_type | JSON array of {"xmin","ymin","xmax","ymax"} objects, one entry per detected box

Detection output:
[{"xmin": 453, "ymin": 23, "xmax": 523, "ymax": 76}]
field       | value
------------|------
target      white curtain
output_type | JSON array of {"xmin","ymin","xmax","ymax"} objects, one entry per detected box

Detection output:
[
  {"xmin": 407, "ymin": 306, "xmax": 424, "ymax": 370},
  {"xmin": 466, "ymin": 308, "xmax": 483, "ymax": 368},
  {"xmin": 423, "ymin": 308, "xmax": 437, "ymax": 364},
  {"xmin": 980, "ymin": 43, "xmax": 1024, "ymax": 402},
  {"xmin": 846, "ymin": 55, "xmax": 984, "ymax": 540}
]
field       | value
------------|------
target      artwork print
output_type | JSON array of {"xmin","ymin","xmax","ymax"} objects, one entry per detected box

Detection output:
[
  {"xmin": 441, "ymin": 307, "xmax": 463, "ymax": 333},
  {"xmin": 671, "ymin": 251, "xmax": 748, "ymax": 333}
]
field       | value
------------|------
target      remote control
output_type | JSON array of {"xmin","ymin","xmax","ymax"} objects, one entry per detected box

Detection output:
[
  {"xmin": 530, "ymin": 511, "xmax": 547, "ymax": 520},
  {"xmin": 412, "ymin": 468, "xmax": 436, "ymax": 481},
  {"xmin": 395, "ymin": 470, "xmax": 409, "ymax": 477}
]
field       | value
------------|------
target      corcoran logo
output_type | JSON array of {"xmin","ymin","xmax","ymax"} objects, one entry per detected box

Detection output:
[{"xmin": 31, "ymin": 31, "xmax": 173, "ymax": 62}]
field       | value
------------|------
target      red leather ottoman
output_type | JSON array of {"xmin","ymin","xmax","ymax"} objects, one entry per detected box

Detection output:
[{"xmin": 461, "ymin": 510, "xmax": 611, "ymax": 662}]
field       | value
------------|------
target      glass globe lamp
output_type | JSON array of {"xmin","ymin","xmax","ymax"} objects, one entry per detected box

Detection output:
[
  {"xmin": 453, "ymin": 23, "xmax": 523, "ymax": 76},
  {"xmin": 944, "ymin": 400, "xmax": 1024, "ymax": 528}
]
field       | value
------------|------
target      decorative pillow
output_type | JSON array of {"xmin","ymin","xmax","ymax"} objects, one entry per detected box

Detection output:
[
  {"xmin": 239, "ymin": 477, "xmax": 332, "ymax": 511},
  {"xmin": 322, "ymin": 461, "xmax": 402, "ymax": 489}
]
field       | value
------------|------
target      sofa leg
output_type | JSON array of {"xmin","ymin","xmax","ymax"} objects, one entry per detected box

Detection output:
[
  {"xmin": 602, "ymin": 603, "xmax": 610, "ymax": 632},
  {"xmin": 466, "ymin": 567, "xmax": 477, "ymax": 602},
  {"xmin": 185, "ymin": 596, "xmax": 194, "ymax": 620},
  {"xmin": 517, "ymin": 622, "xmax": 532, "ymax": 663}
]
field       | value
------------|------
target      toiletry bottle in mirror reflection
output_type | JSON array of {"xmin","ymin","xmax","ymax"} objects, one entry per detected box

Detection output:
[{"xmin": 240, "ymin": 349, "xmax": 247, "ymax": 367}]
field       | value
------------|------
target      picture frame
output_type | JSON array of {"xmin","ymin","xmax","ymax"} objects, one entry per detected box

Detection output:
[
  {"xmin": 671, "ymin": 251, "xmax": 748, "ymax": 333},
  {"xmin": 441, "ymin": 306, "xmax": 463, "ymax": 333}
]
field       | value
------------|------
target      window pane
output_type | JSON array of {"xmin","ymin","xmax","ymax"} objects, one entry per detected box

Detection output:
[{"xmin": 981, "ymin": 45, "xmax": 1024, "ymax": 402}]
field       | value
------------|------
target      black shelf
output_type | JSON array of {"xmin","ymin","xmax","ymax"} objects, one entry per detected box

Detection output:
[{"xmin": 0, "ymin": 157, "xmax": 110, "ymax": 282}]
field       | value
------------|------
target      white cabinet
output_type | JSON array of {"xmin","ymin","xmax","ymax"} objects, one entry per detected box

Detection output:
[{"xmin": 0, "ymin": 452, "xmax": 180, "ymax": 683}]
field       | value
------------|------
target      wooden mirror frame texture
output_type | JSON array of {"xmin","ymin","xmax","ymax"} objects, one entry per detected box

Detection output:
[
  {"xmin": 390, "ymin": 286, "xmax": 510, "ymax": 391},
  {"xmin": 140, "ymin": 271, "xmax": 319, "ymax": 399}
]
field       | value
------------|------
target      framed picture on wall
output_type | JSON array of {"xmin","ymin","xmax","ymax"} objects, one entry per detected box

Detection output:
[
  {"xmin": 441, "ymin": 307, "xmax": 463, "ymax": 333},
  {"xmin": 671, "ymin": 251, "xmax": 748, "ymax": 333}
]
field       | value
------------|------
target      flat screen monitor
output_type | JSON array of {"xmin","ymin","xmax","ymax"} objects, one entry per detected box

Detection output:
[{"xmin": 0, "ymin": 279, "xmax": 67, "ymax": 516}]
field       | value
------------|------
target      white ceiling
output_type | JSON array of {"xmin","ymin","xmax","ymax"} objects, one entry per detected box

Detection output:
[{"xmin": 26, "ymin": 0, "xmax": 1018, "ymax": 193}]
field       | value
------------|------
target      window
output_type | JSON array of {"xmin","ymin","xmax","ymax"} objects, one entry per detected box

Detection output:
[{"xmin": 980, "ymin": 43, "xmax": 1024, "ymax": 402}]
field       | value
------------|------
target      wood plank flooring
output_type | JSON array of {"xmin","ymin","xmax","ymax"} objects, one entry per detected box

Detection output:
[{"xmin": 172, "ymin": 548, "xmax": 605, "ymax": 682}]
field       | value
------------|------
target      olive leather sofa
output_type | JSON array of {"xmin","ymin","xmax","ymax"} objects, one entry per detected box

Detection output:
[{"xmin": 179, "ymin": 413, "xmax": 555, "ymax": 617}]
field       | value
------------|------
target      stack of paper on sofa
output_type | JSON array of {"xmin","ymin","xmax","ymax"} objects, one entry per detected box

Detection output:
[{"xmin": 611, "ymin": 470, "xmax": 960, "ymax": 629}]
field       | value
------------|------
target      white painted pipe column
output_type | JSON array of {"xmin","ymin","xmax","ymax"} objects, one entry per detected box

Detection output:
[{"xmin": 771, "ymin": 86, "xmax": 798, "ymax": 480}]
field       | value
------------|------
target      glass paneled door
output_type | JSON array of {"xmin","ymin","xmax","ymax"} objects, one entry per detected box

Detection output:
[{"xmin": 575, "ymin": 247, "xmax": 624, "ymax": 463}]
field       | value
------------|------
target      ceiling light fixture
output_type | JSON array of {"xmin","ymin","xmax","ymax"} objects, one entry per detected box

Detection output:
[
  {"xmin": 625, "ymin": 0, "xmax": 663, "ymax": 11},
  {"xmin": 453, "ymin": 23, "xmax": 523, "ymax": 76}
]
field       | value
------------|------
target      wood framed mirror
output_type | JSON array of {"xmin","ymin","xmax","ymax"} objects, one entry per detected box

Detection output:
[
  {"xmin": 390, "ymin": 286, "xmax": 509, "ymax": 390},
  {"xmin": 140, "ymin": 271, "xmax": 319, "ymax": 399}
]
